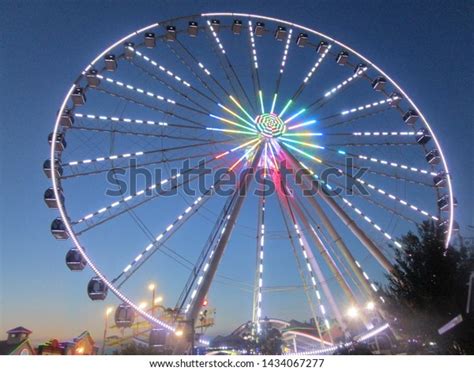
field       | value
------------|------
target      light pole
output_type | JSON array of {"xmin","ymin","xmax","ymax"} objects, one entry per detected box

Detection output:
[
  {"xmin": 149, "ymin": 283, "xmax": 156, "ymax": 317},
  {"xmin": 101, "ymin": 306, "xmax": 113, "ymax": 355}
]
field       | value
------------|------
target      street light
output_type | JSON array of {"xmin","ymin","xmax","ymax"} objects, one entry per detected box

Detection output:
[
  {"xmin": 347, "ymin": 306, "xmax": 359, "ymax": 319},
  {"xmin": 149, "ymin": 283, "xmax": 156, "ymax": 316},
  {"xmin": 101, "ymin": 306, "xmax": 114, "ymax": 355},
  {"xmin": 139, "ymin": 301, "xmax": 147, "ymax": 310},
  {"xmin": 154, "ymin": 296, "xmax": 163, "ymax": 305}
]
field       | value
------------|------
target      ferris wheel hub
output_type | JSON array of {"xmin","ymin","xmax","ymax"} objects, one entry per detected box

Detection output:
[{"xmin": 255, "ymin": 113, "xmax": 286, "ymax": 138}]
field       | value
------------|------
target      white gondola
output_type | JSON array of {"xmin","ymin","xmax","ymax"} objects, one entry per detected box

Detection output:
[
  {"xmin": 336, "ymin": 51, "xmax": 349, "ymax": 65},
  {"xmin": 51, "ymin": 218, "xmax": 68, "ymax": 240},
  {"xmin": 403, "ymin": 109, "xmax": 419, "ymax": 125},
  {"xmin": 44, "ymin": 187, "xmax": 64, "ymax": 208},
  {"xmin": 438, "ymin": 194, "xmax": 457, "ymax": 211},
  {"xmin": 144, "ymin": 32, "xmax": 156, "ymax": 48},
  {"xmin": 296, "ymin": 33, "xmax": 308, "ymax": 47},
  {"xmin": 354, "ymin": 63, "xmax": 367, "ymax": 75},
  {"xmin": 149, "ymin": 328, "xmax": 167, "ymax": 347},
  {"xmin": 274, "ymin": 26, "xmax": 286, "ymax": 41},
  {"xmin": 316, "ymin": 40, "xmax": 329, "ymax": 54},
  {"xmin": 43, "ymin": 159, "xmax": 63, "ymax": 179},
  {"xmin": 166, "ymin": 26, "xmax": 176, "ymax": 41},
  {"xmin": 87, "ymin": 276, "xmax": 108, "ymax": 300},
  {"xmin": 124, "ymin": 42, "xmax": 135, "ymax": 59},
  {"xmin": 71, "ymin": 87, "xmax": 86, "ymax": 106},
  {"xmin": 389, "ymin": 92, "xmax": 402, "ymax": 106},
  {"xmin": 210, "ymin": 19, "xmax": 220, "ymax": 32},
  {"xmin": 48, "ymin": 132, "xmax": 67, "ymax": 152},
  {"xmin": 187, "ymin": 21, "xmax": 198, "ymax": 37},
  {"xmin": 416, "ymin": 129, "xmax": 431, "ymax": 145},
  {"xmin": 232, "ymin": 19, "xmax": 242, "ymax": 35},
  {"xmin": 104, "ymin": 54, "xmax": 117, "ymax": 71},
  {"xmin": 433, "ymin": 172, "xmax": 447, "ymax": 187},
  {"xmin": 86, "ymin": 69, "xmax": 100, "ymax": 87},
  {"xmin": 254, "ymin": 22, "xmax": 265, "ymax": 37},
  {"xmin": 426, "ymin": 149, "xmax": 441, "ymax": 164},
  {"xmin": 66, "ymin": 248, "xmax": 87, "ymax": 271},
  {"xmin": 371, "ymin": 76, "xmax": 386, "ymax": 91},
  {"xmin": 59, "ymin": 108, "xmax": 74, "ymax": 128},
  {"xmin": 114, "ymin": 303, "xmax": 135, "ymax": 328}
]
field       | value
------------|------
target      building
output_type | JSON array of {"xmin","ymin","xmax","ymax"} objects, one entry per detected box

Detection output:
[
  {"xmin": 0, "ymin": 326, "xmax": 36, "ymax": 355},
  {"xmin": 37, "ymin": 331, "xmax": 97, "ymax": 355}
]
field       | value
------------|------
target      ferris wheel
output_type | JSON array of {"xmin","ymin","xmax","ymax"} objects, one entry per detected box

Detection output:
[{"xmin": 45, "ymin": 13, "xmax": 456, "ymax": 354}]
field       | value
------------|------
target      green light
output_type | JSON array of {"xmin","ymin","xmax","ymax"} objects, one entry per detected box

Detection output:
[
  {"xmin": 281, "ymin": 142, "xmax": 323, "ymax": 163},
  {"xmin": 219, "ymin": 103, "xmax": 256, "ymax": 130},
  {"xmin": 229, "ymin": 95, "xmax": 256, "ymax": 124},
  {"xmin": 280, "ymin": 137, "xmax": 323, "ymax": 149},
  {"xmin": 206, "ymin": 127, "xmax": 258, "ymax": 135},
  {"xmin": 283, "ymin": 132, "xmax": 323, "ymax": 137},
  {"xmin": 209, "ymin": 114, "xmax": 258, "ymax": 133},
  {"xmin": 278, "ymin": 99, "xmax": 292, "ymax": 118},
  {"xmin": 270, "ymin": 93, "xmax": 277, "ymax": 113},
  {"xmin": 259, "ymin": 90, "xmax": 265, "ymax": 114},
  {"xmin": 284, "ymin": 108, "xmax": 306, "ymax": 124}
]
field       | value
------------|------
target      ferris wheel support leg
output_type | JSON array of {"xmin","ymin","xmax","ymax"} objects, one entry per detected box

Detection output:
[
  {"xmin": 288, "ymin": 193, "xmax": 358, "ymax": 318},
  {"xmin": 251, "ymin": 192, "xmax": 264, "ymax": 328},
  {"xmin": 282, "ymin": 147, "xmax": 395, "ymax": 276},
  {"xmin": 185, "ymin": 145, "xmax": 263, "ymax": 324}
]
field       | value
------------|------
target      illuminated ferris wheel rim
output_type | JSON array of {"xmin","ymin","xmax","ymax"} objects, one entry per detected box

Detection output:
[{"xmin": 48, "ymin": 12, "xmax": 455, "ymax": 348}]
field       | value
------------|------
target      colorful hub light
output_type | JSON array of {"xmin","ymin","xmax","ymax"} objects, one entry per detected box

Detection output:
[{"xmin": 255, "ymin": 112, "xmax": 287, "ymax": 138}]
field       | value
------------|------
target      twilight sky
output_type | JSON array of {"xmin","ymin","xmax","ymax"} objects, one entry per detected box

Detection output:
[{"xmin": 0, "ymin": 0, "xmax": 473, "ymax": 344}]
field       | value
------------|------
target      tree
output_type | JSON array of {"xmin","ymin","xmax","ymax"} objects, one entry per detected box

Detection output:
[
  {"xmin": 382, "ymin": 221, "xmax": 474, "ymax": 354},
  {"xmin": 259, "ymin": 328, "xmax": 283, "ymax": 355}
]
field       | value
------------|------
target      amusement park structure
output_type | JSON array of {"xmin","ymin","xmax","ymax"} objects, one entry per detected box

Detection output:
[{"xmin": 44, "ymin": 13, "xmax": 457, "ymax": 354}]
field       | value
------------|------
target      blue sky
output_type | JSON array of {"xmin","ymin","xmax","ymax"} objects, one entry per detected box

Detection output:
[{"xmin": 0, "ymin": 0, "xmax": 473, "ymax": 344}]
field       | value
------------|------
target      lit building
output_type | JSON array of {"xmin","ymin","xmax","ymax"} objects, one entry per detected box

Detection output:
[{"xmin": 0, "ymin": 326, "xmax": 36, "ymax": 355}]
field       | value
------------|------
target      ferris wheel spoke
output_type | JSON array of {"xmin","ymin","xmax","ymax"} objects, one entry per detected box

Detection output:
[
  {"xmin": 324, "ymin": 130, "xmax": 422, "ymax": 138},
  {"xmin": 247, "ymin": 20, "xmax": 263, "ymax": 113},
  {"xmin": 317, "ymin": 96, "xmax": 400, "ymax": 125},
  {"xmin": 60, "ymin": 151, "xmax": 219, "ymax": 180},
  {"xmin": 171, "ymin": 38, "xmax": 230, "ymax": 100},
  {"xmin": 113, "ymin": 175, "xmax": 226, "ymax": 288},
  {"xmin": 282, "ymin": 141, "xmax": 438, "ymax": 223},
  {"xmin": 71, "ymin": 139, "xmax": 259, "ymax": 228},
  {"xmin": 304, "ymin": 66, "xmax": 369, "ymax": 113},
  {"xmin": 93, "ymin": 87, "xmax": 209, "ymax": 128},
  {"xmin": 289, "ymin": 43, "xmax": 332, "ymax": 103},
  {"xmin": 205, "ymin": 19, "xmax": 257, "ymax": 115},
  {"xmin": 63, "ymin": 139, "xmax": 232, "ymax": 169},
  {"xmin": 72, "ymin": 112, "xmax": 206, "ymax": 131},
  {"xmin": 73, "ymin": 162, "xmax": 216, "ymax": 234},
  {"xmin": 270, "ymin": 27, "xmax": 293, "ymax": 114},
  {"xmin": 279, "ymin": 137, "xmax": 437, "ymax": 178},
  {"xmin": 127, "ymin": 45, "xmax": 219, "ymax": 106},
  {"xmin": 95, "ymin": 73, "xmax": 210, "ymax": 117},
  {"xmin": 128, "ymin": 59, "xmax": 215, "ymax": 114},
  {"xmin": 67, "ymin": 125, "xmax": 213, "ymax": 141}
]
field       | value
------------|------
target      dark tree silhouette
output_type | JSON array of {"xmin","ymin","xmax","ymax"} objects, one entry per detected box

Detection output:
[{"xmin": 382, "ymin": 221, "xmax": 474, "ymax": 354}]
